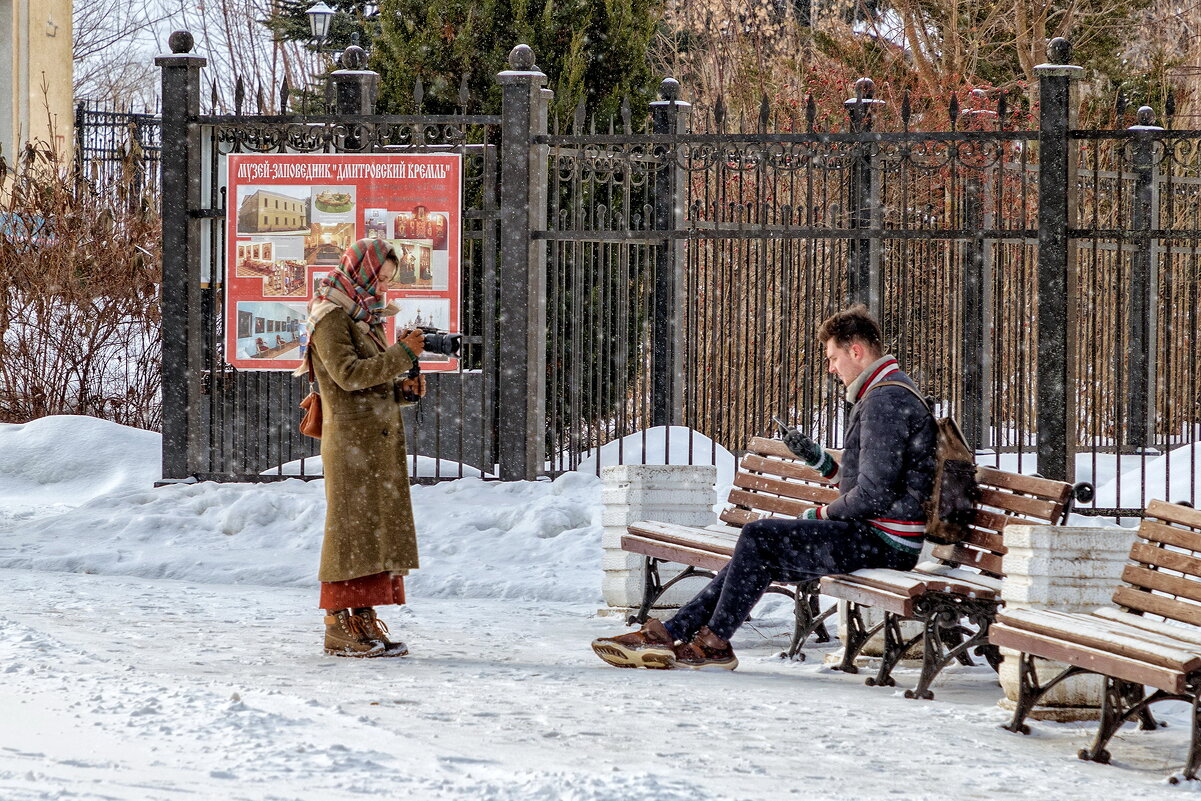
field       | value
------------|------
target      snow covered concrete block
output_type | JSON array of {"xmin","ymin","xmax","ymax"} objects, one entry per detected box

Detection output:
[
  {"xmin": 600, "ymin": 464, "xmax": 718, "ymax": 611},
  {"xmin": 601, "ymin": 486, "xmax": 714, "ymax": 507},
  {"xmin": 998, "ymin": 524, "xmax": 1135, "ymax": 718},
  {"xmin": 600, "ymin": 504, "xmax": 714, "ymax": 529}
]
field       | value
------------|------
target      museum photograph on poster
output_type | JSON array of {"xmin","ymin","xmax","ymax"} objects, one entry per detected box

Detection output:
[{"xmin": 225, "ymin": 153, "xmax": 462, "ymax": 372}]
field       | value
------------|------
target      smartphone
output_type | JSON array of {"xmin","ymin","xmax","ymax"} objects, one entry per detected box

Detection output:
[{"xmin": 771, "ymin": 416, "xmax": 791, "ymax": 434}]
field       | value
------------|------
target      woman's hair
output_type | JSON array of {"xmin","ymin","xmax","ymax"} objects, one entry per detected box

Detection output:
[{"xmin": 817, "ymin": 304, "xmax": 883, "ymax": 353}]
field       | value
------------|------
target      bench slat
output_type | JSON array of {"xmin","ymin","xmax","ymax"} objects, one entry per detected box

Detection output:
[
  {"xmin": 746, "ymin": 436, "xmax": 801, "ymax": 460},
  {"xmin": 1138, "ymin": 520, "xmax": 1201, "ymax": 554},
  {"xmin": 976, "ymin": 487, "xmax": 1061, "ymax": 523},
  {"xmin": 733, "ymin": 471, "xmax": 838, "ymax": 504},
  {"xmin": 1093, "ymin": 607, "xmax": 1201, "ymax": 649},
  {"xmin": 840, "ymin": 567, "xmax": 999, "ymax": 599},
  {"xmin": 997, "ymin": 608, "xmax": 1201, "ymax": 671},
  {"xmin": 818, "ymin": 577, "xmax": 914, "ymax": 616},
  {"xmin": 1122, "ymin": 564, "xmax": 1201, "ymax": 605},
  {"xmin": 936, "ymin": 529, "xmax": 1005, "ymax": 556},
  {"xmin": 739, "ymin": 453, "xmax": 829, "ymax": 485},
  {"xmin": 989, "ymin": 623, "xmax": 1187, "ymax": 694},
  {"xmin": 620, "ymin": 535, "xmax": 730, "ymax": 573},
  {"xmin": 976, "ymin": 466, "xmax": 1072, "ymax": 506},
  {"xmin": 929, "ymin": 544, "xmax": 1004, "ymax": 577},
  {"xmin": 702, "ymin": 523, "xmax": 745, "ymax": 536},
  {"xmin": 727, "ymin": 488, "xmax": 812, "ymax": 518},
  {"xmin": 720, "ymin": 507, "xmax": 764, "ymax": 527},
  {"xmin": 968, "ymin": 508, "xmax": 1015, "ymax": 535},
  {"xmin": 625, "ymin": 522, "xmax": 737, "ymax": 556},
  {"xmin": 1148, "ymin": 499, "xmax": 1201, "ymax": 532},
  {"xmin": 1130, "ymin": 541, "xmax": 1201, "ymax": 578},
  {"xmin": 916, "ymin": 563, "xmax": 1003, "ymax": 593},
  {"xmin": 824, "ymin": 569, "xmax": 929, "ymax": 597},
  {"xmin": 1113, "ymin": 585, "xmax": 1201, "ymax": 627},
  {"xmin": 919, "ymin": 575, "xmax": 1001, "ymax": 599}
]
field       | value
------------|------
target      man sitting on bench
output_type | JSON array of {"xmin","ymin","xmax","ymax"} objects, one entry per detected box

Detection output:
[{"xmin": 591, "ymin": 304, "xmax": 937, "ymax": 670}]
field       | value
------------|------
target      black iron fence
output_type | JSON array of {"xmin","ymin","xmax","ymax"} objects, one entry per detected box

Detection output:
[
  {"xmin": 155, "ymin": 33, "xmax": 1201, "ymax": 517},
  {"xmin": 74, "ymin": 101, "xmax": 162, "ymax": 196}
]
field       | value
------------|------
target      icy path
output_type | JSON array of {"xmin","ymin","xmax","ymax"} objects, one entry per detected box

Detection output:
[{"xmin": 0, "ymin": 569, "xmax": 1194, "ymax": 800}]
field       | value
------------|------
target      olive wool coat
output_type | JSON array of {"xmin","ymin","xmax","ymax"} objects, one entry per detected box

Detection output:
[{"xmin": 310, "ymin": 308, "xmax": 419, "ymax": 583}]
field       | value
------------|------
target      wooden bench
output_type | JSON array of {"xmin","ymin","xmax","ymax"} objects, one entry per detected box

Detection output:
[
  {"xmin": 990, "ymin": 500, "xmax": 1201, "ymax": 782},
  {"xmin": 818, "ymin": 468, "xmax": 1078, "ymax": 699},
  {"xmin": 621, "ymin": 436, "xmax": 840, "ymax": 658}
]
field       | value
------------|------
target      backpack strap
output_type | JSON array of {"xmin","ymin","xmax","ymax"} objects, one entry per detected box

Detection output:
[{"xmin": 870, "ymin": 379, "xmax": 931, "ymax": 412}]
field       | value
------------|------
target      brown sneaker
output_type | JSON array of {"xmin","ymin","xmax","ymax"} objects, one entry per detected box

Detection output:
[
  {"xmin": 591, "ymin": 618, "xmax": 676, "ymax": 669},
  {"xmin": 324, "ymin": 608, "xmax": 406, "ymax": 658},
  {"xmin": 354, "ymin": 607, "xmax": 409, "ymax": 657},
  {"xmin": 673, "ymin": 627, "xmax": 738, "ymax": 670}
]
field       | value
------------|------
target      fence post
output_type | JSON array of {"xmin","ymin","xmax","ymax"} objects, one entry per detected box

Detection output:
[
  {"xmin": 155, "ymin": 32, "xmax": 207, "ymax": 481},
  {"xmin": 650, "ymin": 78, "xmax": 690, "ymax": 429},
  {"xmin": 961, "ymin": 174, "xmax": 992, "ymax": 449},
  {"xmin": 1126, "ymin": 106, "xmax": 1161, "ymax": 451},
  {"xmin": 1035, "ymin": 38, "xmax": 1082, "ymax": 483},
  {"xmin": 497, "ymin": 45, "xmax": 550, "ymax": 480},
  {"xmin": 330, "ymin": 46, "xmax": 378, "ymax": 147},
  {"xmin": 73, "ymin": 101, "xmax": 85, "ymax": 186},
  {"xmin": 844, "ymin": 78, "xmax": 884, "ymax": 312}
]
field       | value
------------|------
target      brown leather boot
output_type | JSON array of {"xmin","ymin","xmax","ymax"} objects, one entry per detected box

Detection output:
[
  {"xmin": 591, "ymin": 618, "xmax": 676, "ymax": 669},
  {"xmin": 324, "ymin": 608, "xmax": 405, "ymax": 658},
  {"xmin": 673, "ymin": 626, "xmax": 738, "ymax": 670},
  {"xmin": 354, "ymin": 607, "xmax": 409, "ymax": 656}
]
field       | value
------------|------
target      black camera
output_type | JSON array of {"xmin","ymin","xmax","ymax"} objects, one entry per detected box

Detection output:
[
  {"xmin": 417, "ymin": 326, "xmax": 462, "ymax": 357},
  {"xmin": 398, "ymin": 327, "xmax": 462, "ymax": 403}
]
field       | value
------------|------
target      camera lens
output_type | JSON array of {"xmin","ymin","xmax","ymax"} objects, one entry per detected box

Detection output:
[{"xmin": 421, "ymin": 332, "xmax": 462, "ymax": 356}]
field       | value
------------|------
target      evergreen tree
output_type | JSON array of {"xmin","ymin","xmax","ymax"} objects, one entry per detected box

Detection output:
[
  {"xmin": 264, "ymin": 1, "xmax": 381, "ymax": 57},
  {"xmin": 267, "ymin": 0, "xmax": 664, "ymax": 123}
]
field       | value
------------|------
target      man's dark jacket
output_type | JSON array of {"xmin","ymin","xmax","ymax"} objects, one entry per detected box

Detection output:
[{"xmin": 823, "ymin": 369, "xmax": 937, "ymax": 526}]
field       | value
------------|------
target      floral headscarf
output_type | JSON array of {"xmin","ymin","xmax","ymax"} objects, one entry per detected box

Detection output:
[{"xmin": 294, "ymin": 237, "xmax": 397, "ymax": 377}]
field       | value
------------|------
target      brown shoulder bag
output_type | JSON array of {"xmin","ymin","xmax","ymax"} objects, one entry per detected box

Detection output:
[{"xmin": 299, "ymin": 361, "xmax": 322, "ymax": 439}]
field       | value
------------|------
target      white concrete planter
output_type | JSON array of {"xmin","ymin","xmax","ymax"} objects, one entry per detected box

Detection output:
[
  {"xmin": 997, "ymin": 523, "xmax": 1137, "ymax": 720},
  {"xmin": 599, "ymin": 464, "xmax": 718, "ymax": 617}
]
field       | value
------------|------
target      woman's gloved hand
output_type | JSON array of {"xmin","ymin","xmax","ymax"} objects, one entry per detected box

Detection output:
[
  {"xmin": 399, "ymin": 328, "xmax": 426, "ymax": 358},
  {"xmin": 399, "ymin": 373, "xmax": 427, "ymax": 399}
]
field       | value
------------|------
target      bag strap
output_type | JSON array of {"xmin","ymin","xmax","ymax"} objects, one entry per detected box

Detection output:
[
  {"xmin": 874, "ymin": 379, "xmax": 973, "ymax": 453},
  {"xmin": 305, "ymin": 354, "xmax": 318, "ymax": 391},
  {"xmin": 871, "ymin": 379, "xmax": 930, "ymax": 411}
]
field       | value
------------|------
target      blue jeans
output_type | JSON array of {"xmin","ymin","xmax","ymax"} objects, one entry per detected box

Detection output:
[{"xmin": 662, "ymin": 517, "xmax": 918, "ymax": 642}]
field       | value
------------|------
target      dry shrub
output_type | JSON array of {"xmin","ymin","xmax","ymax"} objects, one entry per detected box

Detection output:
[{"xmin": 0, "ymin": 133, "xmax": 161, "ymax": 430}]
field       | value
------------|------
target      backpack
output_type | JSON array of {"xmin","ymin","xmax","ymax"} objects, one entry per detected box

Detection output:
[{"xmin": 872, "ymin": 381, "xmax": 979, "ymax": 546}]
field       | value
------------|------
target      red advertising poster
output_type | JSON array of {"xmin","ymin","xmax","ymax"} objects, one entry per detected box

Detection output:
[{"xmin": 225, "ymin": 153, "xmax": 462, "ymax": 372}]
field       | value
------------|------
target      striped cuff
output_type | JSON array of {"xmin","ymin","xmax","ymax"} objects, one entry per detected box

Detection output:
[
  {"xmin": 803, "ymin": 506, "xmax": 825, "ymax": 521},
  {"xmin": 398, "ymin": 341, "xmax": 417, "ymax": 365},
  {"xmin": 813, "ymin": 451, "xmax": 840, "ymax": 481}
]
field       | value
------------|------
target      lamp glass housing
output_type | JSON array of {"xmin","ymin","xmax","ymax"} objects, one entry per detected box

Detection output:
[{"xmin": 306, "ymin": 2, "xmax": 335, "ymax": 40}]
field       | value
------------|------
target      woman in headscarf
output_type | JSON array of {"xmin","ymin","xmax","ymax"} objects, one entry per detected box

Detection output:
[{"xmin": 296, "ymin": 237, "xmax": 427, "ymax": 658}]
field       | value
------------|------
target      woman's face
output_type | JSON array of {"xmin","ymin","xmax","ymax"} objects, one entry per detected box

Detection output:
[{"xmin": 379, "ymin": 256, "xmax": 399, "ymax": 292}]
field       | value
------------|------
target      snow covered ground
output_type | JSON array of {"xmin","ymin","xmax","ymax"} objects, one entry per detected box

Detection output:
[{"xmin": 1, "ymin": 416, "xmax": 1199, "ymax": 799}]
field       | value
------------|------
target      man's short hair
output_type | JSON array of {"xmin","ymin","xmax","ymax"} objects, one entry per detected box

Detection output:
[{"xmin": 818, "ymin": 304, "xmax": 883, "ymax": 353}]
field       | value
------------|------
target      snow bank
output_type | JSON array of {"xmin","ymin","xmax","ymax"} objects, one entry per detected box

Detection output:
[
  {"xmin": 0, "ymin": 416, "xmax": 602, "ymax": 602},
  {"xmin": 574, "ymin": 425, "xmax": 736, "ymax": 503},
  {"xmin": 1092, "ymin": 442, "xmax": 1201, "ymax": 510},
  {"xmin": 0, "ymin": 415, "xmax": 160, "ymax": 518}
]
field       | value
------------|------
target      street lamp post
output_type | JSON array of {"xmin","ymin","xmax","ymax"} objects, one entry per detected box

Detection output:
[{"xmin": 306, "ymin": 2, "xmax": 335, "ymax": 52}]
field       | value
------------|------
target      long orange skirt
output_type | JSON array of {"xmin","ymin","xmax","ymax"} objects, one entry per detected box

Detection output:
[{"xmin": 319, "ymin": 571, "xmax": 406, "ymax": 611}]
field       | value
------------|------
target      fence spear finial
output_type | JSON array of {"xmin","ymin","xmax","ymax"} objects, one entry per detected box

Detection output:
[{"xmin": 458, "ymin": 73, "xmax": 470, "ymax": 110}]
